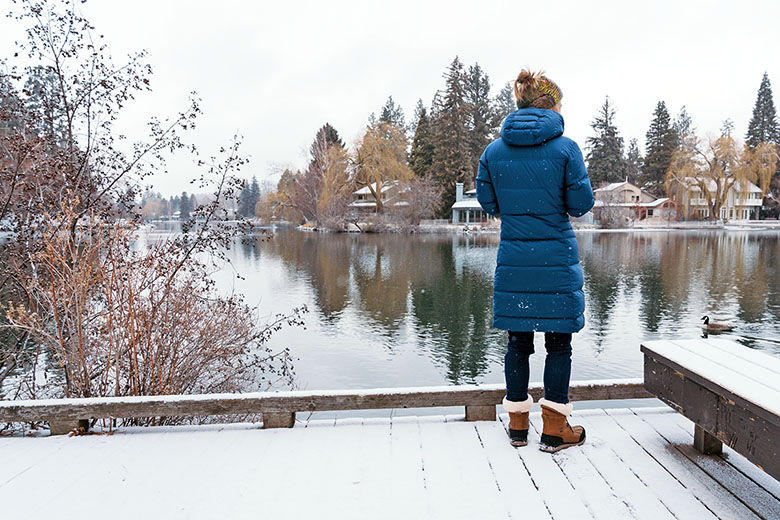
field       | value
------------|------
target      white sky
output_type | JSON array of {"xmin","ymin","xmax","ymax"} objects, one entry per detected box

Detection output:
[{"xmin": 2, "ymin": 0, "xmax": 780, "ymax": 196}]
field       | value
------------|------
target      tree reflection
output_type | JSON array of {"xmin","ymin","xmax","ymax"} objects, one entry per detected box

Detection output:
[{"xmin": 252, "ymin": 227, "xmax": 780, "ymax": 384}]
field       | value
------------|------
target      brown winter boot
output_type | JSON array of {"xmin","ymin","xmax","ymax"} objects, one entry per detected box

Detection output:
[
  {"xmin": 503, "ymin": 396, "xmax": 533, "ymax": 447},
  {"xmin": 539, "ymin": 398, "xmax": 586, "ymax": 453}
]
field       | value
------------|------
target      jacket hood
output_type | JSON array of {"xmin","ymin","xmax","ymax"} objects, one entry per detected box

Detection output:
[{"xmin": 500, "ymin": 108, "xmax": 564, "ymax": 147}]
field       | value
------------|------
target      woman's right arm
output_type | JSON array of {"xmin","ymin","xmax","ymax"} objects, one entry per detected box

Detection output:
[{"xmin": 477, "ymin": 151, "xmax": 500, "ymax": 217}]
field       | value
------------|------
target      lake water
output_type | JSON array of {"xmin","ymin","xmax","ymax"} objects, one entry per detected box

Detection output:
[{"xmin": 153, "ymin": 225, "xmax": 780, "ymax": 392}]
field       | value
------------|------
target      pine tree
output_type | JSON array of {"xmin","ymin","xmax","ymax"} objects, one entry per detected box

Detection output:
[
  {"xmin": 641, "ymin": 101, "xmax": 677, "ymax": 195},
  {"xmin": 585, "ymin": 97, "xmax": 627, "ymax": 187},
  {"xmin": 379, "ymin": 96, "xmax": 405, "ymax": 128},
  {"xmin": 491, "ymin": 82, "xmax": 516, "ymax": 139},
  {"xmin": 464, "ymin": 63, "xmax": 493, "ymax": 175},
  {"xmin": 179, "ymin": 191, "xmax": 192, "ymax": 220},
  {"xmin": 746, "ymin": 72, "xmax": 780, "ymax": 148},
  {"xmin": 408, "ymin": 99, "xmax": 425, "ymax": 137},
  {"xmin": 673, "ymin": 106, "xmax": 695, "ymax": 142},
  {"xmin": 238, "ymin": 176, "xmax": 261, "ymax": 217},
  {"xmin": 409, "ymin": 104, "xmax": 434, "ymax": 177},
  {"xmin": 626, "ymin": 138, "xmax": 642, "ymax": 185},
  {"xmin": 430, "ymin": 57, "xmax": 473, "ymax": 217}
]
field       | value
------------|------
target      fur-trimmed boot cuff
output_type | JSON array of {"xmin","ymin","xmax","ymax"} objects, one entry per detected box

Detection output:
[
  {"xmin": 538, "ymin": 398, "xmax": 573, "ymax": 416},
  {"xmin": 503, "ymin": 395, "xmax": 533, "ymax": 414}
]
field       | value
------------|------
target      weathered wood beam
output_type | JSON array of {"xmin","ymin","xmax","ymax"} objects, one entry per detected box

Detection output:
[{"xmin": 0, "ymin": 378, "xmax": 651, "ymax": 433}]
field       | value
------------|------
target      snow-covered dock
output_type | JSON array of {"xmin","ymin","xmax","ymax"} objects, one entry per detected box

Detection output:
[{"xmin": 1, "ymin": 406, "xmax": 778, "ymax": 519}]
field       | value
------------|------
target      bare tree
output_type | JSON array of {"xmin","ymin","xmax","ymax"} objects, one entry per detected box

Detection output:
[
  {"xmin": 0, "ymin": 0, "xmax": 304, "ymax": 405},
  {"xmin": 666, "ymin": 133, "xmax": 776, "ymax": 221}
]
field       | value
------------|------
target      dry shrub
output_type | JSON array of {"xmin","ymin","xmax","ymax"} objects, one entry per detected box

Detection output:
[{"xmin": 2, "ymin": 206, "xmax": 303, "ymax": 412}]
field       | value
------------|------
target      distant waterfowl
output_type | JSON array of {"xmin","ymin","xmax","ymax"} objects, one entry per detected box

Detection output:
[{"xmin": 701, "ymin": 315, "xmax": 735, "ymax": 332}]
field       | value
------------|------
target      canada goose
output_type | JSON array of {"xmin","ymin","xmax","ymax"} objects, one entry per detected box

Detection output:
[{"xmin": 701, "ymin": 315, "xmax": 735, "ymax": 332}]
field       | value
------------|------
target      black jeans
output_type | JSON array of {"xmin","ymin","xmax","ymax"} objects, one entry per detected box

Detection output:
[{"xmin": 504, "ymin": 331, "xmax": 572, "ymax": 404}]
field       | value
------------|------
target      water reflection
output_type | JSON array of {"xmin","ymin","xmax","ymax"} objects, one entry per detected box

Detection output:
[{"xmin": 232, "ymin": 227, "xmax": 780, "ymax": 388}]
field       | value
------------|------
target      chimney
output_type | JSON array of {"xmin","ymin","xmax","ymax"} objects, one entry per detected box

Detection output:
[{"xmin": 456, "ymin": 182, "xmax": 464, "ymax": 202}]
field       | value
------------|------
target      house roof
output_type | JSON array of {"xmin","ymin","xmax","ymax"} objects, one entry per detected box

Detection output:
[
  {"xmin": 352, "ymin": 180, "xmax": 404, "ymax": 195},
  {"xmin": 593, "ymin": 198, "xmax": 672, "ymax": 208},
  {"xmin": 451, "ymin": 200, "xmax": 484, "ymax": 210},
  {"xmin": 680, "ymin": 178, "xmax": 762, "ymax": 193},
  {"xmin": 594, "ymin": 181, "xmax": 630, "ymax": 192}
]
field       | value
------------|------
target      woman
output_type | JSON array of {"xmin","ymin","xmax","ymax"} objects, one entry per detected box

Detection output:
[{"xmin": 476, "ymin": 70, "xmax": 594, "ymax": 452}]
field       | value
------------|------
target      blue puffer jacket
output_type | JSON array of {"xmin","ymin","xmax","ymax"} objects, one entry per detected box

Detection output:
[{"xmin": 477, "ymin": 108, "xmax": 594, "ymax": 333}]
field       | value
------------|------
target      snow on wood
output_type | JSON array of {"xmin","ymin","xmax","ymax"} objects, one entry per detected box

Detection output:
[
  {"xmin": 641, "ymin": 339, "xmax": 780, "ymax": 417},
  {"xmin": 668, "ymin": 339, "xmax": 780, "ymax": 392},
  {"xmin": 607, "ymin": 409, "xmax": 761, "ymax": 519},
  {"xmin": 1, "ymin": 408, "xmax": 776, "ymax": 519},
  {"xmin": 584, "ymin": 408, "xmax": 718, "ymax": 519},
  {"xmin": 572, "ymin": 410, "xmax": 677, "ymax": 520},
  {"xmin": 473, "ymin": 419, "xmax": 552, "ymax": 519},
  {"xmin": 498, "ymin": 413, "xmax": 592, "ymax": 519},
  {"xmin": 663, "ymin": 411, "xmax": 780, "ymax": 502},
  {"xmin": 647, "ymin": 410, "xmax": 780, "ymax": 519},
  {"xmin": 528, "ymin": 411, "xmax": 633, "ymax": 519}
]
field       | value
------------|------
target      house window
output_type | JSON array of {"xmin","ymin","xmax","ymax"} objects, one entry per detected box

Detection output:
[{"xmin": 647, "ymin": 209, "xmax": 654, "ymax": 217}]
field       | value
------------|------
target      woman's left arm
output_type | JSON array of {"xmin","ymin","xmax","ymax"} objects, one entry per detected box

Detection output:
[
  {"xmin": 564, "ymin": 142, "xmax": 594, "ymax": 217},
  {"xmin": 477, "ymin": 151, "xmax": 500, "ymax": 217}
]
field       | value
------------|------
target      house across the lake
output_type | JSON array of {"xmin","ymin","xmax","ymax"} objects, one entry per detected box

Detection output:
[
  {"xmin": 349, "ymin": 182, "xmax": 408, "ymax": 213},
  {"xmin": 451, "ymin": 183, "xmax": 493, "ymax": 224},
  {"xmin": 673, "ymin": 178, "xmax": 763, "ymax": 221},
  {"xmin": 593, "ymin": 181, "xmax": 676, "ymax": 225}
]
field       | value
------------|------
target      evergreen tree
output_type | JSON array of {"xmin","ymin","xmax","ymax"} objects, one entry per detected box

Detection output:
[
  {"xmin": 585, "ymin": 97, "xmax": 627, "ymax": 187},
  {"xmin": 378, "ymin": 96, "xmax": 405, "ymax": 128},
  {"xmin": 238, "ymin": 176, "xmax": 261, "ymax": 217},
  {"xmin": 491, "ymin": 82, "xmax": 516, "ymax": 139},
  {"xmin": 430, "ymin": 57, "xmax": 473, "ymax": 217},
  {"xmin": 409, "ymin": 104, "xmax": 435, "ymax": 177},
  {"xmin": 673, "ymin": 106, "xmax": 695, "ymax": 142},
  {"xmin": 179, "ymin": 191, "xmax": 192, "ymax": 220},
  {"xmin": 464, "ymin": 63, "xmax": 493, "ymax": 175},
  {"xmin": 408, "ymin": 99, "xmax": 425, "ymax": 137},
  {"xmin": 641, "ymin": 101, "xmax": 677, "ymax": 195},
  {"xmin": 720, "ymin": 118, "xmax": 734, "ymax": 138},
  {"xmin": 746, "ymin": 72, "xmax": 780, "ymax": 148},
  {"xmin": 626, "ymin": 138, "xmax": 642, "ymax": 185},
  {"xmin": 23, "ymin": 65, "xmax": 67, "ymax": 143}
]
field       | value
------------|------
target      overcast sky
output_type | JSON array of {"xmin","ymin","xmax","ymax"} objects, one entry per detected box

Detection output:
[{"xmin": 3, "ymin": 0, "xmax": 779, "ymax": 196}]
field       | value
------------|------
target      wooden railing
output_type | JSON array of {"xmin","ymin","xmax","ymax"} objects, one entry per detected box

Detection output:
[{"xmin": 0, "ymin": 378, "xmax": 652, "ymax": 435}]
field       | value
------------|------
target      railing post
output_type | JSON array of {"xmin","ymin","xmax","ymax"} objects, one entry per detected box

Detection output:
[
  {"xmin": 263, "ymin": 412, "xmax": 295, "ymax": 428},
  {"xmin": 693, "ymin": 424, "xmax": 722, "ymax": 455},
  {"xmin": 465, "ymin": 405, "xmax": 495, "ymax": 422},
  {"xmin": 48, "ymin": 417, "xmax": 88, "ymax": 435}
]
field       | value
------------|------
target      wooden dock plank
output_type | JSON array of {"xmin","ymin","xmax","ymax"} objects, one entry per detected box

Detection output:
[
  {"xmin": 701, "ymin": 339, "xmax": 780, "ymax": 375},
  {"xmin": 387, "ymin": 416, "xmax": 431, "ymax": 519},
  {"xmin": 667, "ymin": 339, "xmax": 780, "ymax": 393},
  {"xmin": 608, "ymin": 408, "xmax": 761, "ymax": 520},
  {"xmin": 643, "ymin": 409, "xmax": 780, "ymax": 520},
  {"xmin": 662, "ymin": 410, "xmax": 780, "ymax": 503},
  {"xmin": 528, "ymin": 411, "xmax": 635, "ymax": 519},
  {"xmin": 499, "ymin": 413, "xmax": 593, "ymax": 519},
  {"xmin": 1, "ymin": 408, "xmax": 776, "ymax": 519},
  {"xmin": 473, "ymin": 419, "xmax": 552, "ymax": 519},
  {"xmin": 572, "ymin": 410, "xmax": 677, "ymax": 520},
  {"xmin": 583, "ymin": 408, "xmax": 718, "ymax": 519},
  {"xmin": 417, "ymin": 415, "xmax": 509, "ymax": 520},
  {"xmin": 0, "ymin": 436, "xmax": 66, "ymax": 487}
]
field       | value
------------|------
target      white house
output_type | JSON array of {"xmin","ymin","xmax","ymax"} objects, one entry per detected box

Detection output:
[
  {"xmin": 451, "ymin": 183, "xmax": 491, "ymax": 224},
  {"xmin": 349, "ymin": 181, "xmax": 408, "ymax": 213},
  {"xmin": 675, "ymin": 178, "xmax": 762, "ymax": 220}
]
